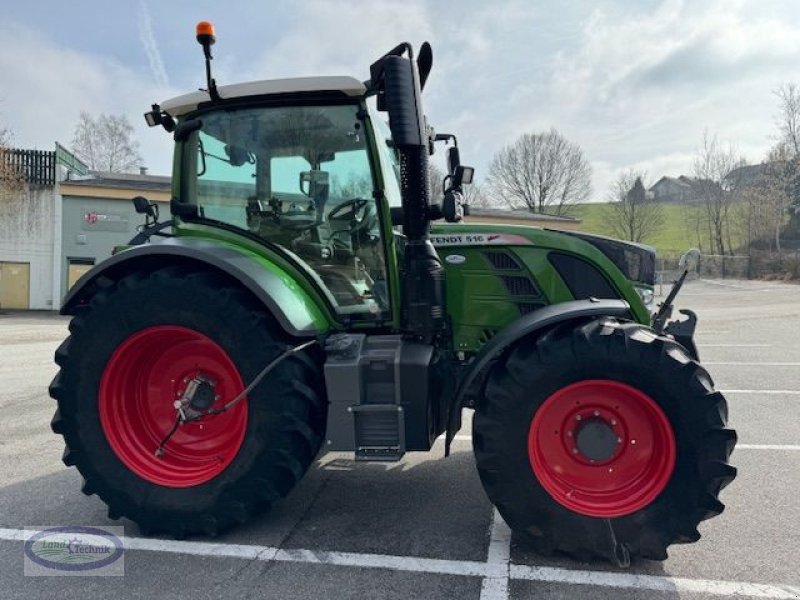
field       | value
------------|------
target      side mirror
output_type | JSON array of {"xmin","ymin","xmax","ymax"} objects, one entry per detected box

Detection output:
[
  {"xmin": 132, "ymin": 196, "xmax": 159, "ymax": 224},
  {"xmin": 453, "ymin": 165, "xmax": 474, "ymax": 187},
  {"xmin": 299, "ymin": 170, "xmax": 330, "ymax": 197},
  {"xmin": 225, "ymin": 145, "xmax": 250, "ymax": 167},
  {"xmin": 447, "ymin": 146, "xmax": 461, "ymax": 175},
  {"xmin": 442, "ymin": 190, "xmax": 464, "ymax": 223}
]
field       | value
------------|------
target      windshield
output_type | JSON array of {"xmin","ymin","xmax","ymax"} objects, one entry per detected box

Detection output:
[{"xmin": 186, "ymin": 104, "xmax": 390, "ymax": 320}]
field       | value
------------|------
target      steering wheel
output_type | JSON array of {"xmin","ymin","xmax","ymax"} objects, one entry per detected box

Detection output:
[{"xmin": 328, "ymin": 198, "xmax": 369, "ymax": 224}]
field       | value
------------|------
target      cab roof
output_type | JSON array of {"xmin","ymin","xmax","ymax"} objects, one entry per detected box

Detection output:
[{"xmin": 161, "ymin": 76, "xmax": 367, "ymax": 117}]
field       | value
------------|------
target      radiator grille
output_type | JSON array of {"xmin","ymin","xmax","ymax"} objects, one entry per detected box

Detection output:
[
  {"xmin": 501, "ymin": 275, "xmax": 539, "ymax": 297},
  {"xmin": 483, "ymin": 251, "xmax": 522, "ymax": 270}
]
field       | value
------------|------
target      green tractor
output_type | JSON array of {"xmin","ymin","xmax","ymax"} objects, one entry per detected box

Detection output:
[{"xmin": 50, "ymin": 23, "xmax": 736, "ymax": 563}]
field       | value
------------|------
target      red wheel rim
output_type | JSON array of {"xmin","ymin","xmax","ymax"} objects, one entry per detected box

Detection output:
[
  {"xmin": 528, "ymin": 380, "xmax": 676, "ymax": 517},
  {"xmin": 99, "ymin": 326, "xmax": 248, "ymax": 488}
]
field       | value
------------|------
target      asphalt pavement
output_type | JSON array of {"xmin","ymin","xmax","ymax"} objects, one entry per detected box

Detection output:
[{"xmin": 0, "ymin": 278, "xmax": 798, "ymax": 599}]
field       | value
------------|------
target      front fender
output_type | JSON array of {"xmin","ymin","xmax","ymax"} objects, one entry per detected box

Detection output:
[
  {"xmin": 445, "ymin": 298, "xmax": 633, "ymax": 452},
  {"xmin": 62, "ymin": 237, "xmax": 331, "ymax": 338}
]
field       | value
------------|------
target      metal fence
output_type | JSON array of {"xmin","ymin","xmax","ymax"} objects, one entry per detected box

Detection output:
[{"xmin": 0, "ymin": 148, "xmax": 56, "ymax": 185}]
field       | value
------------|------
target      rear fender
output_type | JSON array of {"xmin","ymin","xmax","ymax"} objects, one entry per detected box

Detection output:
[
  {"xmin": 61, "ymin": 237, "xmax": 330, "ymax": 338},
  {"xmin": 445, "ymin": 299, "xmax": 633, "ymax": 452}
]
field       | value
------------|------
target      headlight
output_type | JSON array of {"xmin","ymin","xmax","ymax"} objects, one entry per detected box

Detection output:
[{"xmin": 635, "ymin": 286, "xmax": 654, "ymax": 311}]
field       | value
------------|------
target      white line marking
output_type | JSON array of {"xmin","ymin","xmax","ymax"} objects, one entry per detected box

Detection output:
[
  {"xmin": 696, "ymin": 330, "xmax": 731, "ymax": 335},
  {"xmin": 705, "ymin": 362, "xmax": 799, "ymax": 366},
  {"xmin": 702, "ymin": 344, "xmax": 772, "ymax": 348},
  {"xmin": 737, "ymin": 444, "xmax": 800, "ymax": 451},
  {"xmin": 720, "ymin": 389, "xmax": 800, "ymax": 395},
  {"xmin": 480, "ymin": 509, "xmax": 512, "ymax": 600},
  {"xmin": 1, "ymin": 528, "xmax": 797, "ymax": 598},
  {"xmin": 452, "ymin": 436, "xmax": 800, "ymax": 451},
  {"xmin": 511, "ymin": 564, "xmax": 800, "ymax": 599}
]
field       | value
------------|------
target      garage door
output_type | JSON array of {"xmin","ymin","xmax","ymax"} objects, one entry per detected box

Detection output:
[
  {"xmin": 0, "ymin": 262, "xmax": 30, "ymax": 310},
  {"xmin": 68, "ymin": 259, "xmax": 95, "ymax": 290}
]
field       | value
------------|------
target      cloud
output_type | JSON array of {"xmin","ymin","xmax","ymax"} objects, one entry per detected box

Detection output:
[
  {"xmin": 251, "ymin": 0, "xmax": 434, "ymax": 80},
  {"xmin": 0, "ymin": 21, "xmax": 177, "ymax": 175},
  {"xmin": 138, "ymin": 0, "xmax": 169, "ymax": 88}
]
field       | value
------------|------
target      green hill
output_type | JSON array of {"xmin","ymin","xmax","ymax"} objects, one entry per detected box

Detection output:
[{"xmin": 570, "ymin": 202, "xmax": 696, "ymax": 257}]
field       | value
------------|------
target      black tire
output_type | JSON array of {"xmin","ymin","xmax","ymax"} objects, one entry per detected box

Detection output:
[
  {"xmin": 473, "ymin": 317, "xmax": 736, "ymax": 562},
  {"xmin": 49, "ymin": 266, "xmax": 326, "ymax": 537}
]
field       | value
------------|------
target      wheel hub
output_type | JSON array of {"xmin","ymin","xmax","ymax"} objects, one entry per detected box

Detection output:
[
  {"xmin": 575, "ymin": 418, "xmax": 619, "ymax": 462},
  {"xmin": 99, "ymin": 326, "xmax": 248, "ymax": 488},
  {"xmin": 528, "ymin": 379, "xmax": 676, "ymax": 518},
  {"xmin": 181, "ymin": 375, "xmax": 218, "ymax": 411}
]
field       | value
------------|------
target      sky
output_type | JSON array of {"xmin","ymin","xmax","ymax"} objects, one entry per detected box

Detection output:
[{"xmin": 2, "ymin": 0, "xmax": 800, "ymax": 200}]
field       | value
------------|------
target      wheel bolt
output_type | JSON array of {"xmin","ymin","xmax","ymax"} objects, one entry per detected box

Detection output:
[
  {"xmin": 572, "ymin": 448, "xmax": 579, "ymax": 454},
  {"xmin": 617, "ymin": 437, "xmax": 622, "ymax": 443},
  {"xmin": 575, "ymin": 415, "xmax": 582, "ymax": 421},
  {"xmin": 593, "ymin": 410, "xmax": 600, "ymax": 417},
  {"xmin": 631, "ymin": 439, "xmax": 637, "ymax": 445},
  {"xmin": 611, "ymin": 419, "xmax": 617, "ymax": 426},
  {"xmin": 567, "ymin": 431, "xmax": 573, "ymax": 437}
]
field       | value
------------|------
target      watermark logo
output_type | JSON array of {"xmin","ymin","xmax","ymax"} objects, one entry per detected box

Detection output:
[{"xmin": 24, "ymin": 526, "xmax": 124, "ymax": 576}]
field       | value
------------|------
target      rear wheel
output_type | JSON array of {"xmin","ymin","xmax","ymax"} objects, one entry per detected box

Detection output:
[
  {"xmin": 50, "ymin": 266, "xmax": 326, "ymax": 537},
  {"xmin": 473, "ymin": 318, "xmax": 736, "ymax": 562}
]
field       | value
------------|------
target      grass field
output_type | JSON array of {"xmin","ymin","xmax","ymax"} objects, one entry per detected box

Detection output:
[{"xmin": 571, "ymin": 202, "xmax": 696, "ymax": 257}]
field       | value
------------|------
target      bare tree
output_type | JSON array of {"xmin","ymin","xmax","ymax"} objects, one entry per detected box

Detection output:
[
  {"xmin": 692, "ymin": 132, "xmax": 746, "ymax": 255},
  {"xmin": 462, "ymin": 181, "xmax": 494, "ymax": 208},
  {"xmin": 774, "ymin": 84, "xmax": 800, "ymax": 236},
  {"xmin": 775, "ymin": 84, "xmax": 800, "ymax": 157},
  {"xmin": 427, "ymin": 163, "xmax": 447, "ymax": 203},
  {"xmin": 71, "ymin": 111, "xmax": 142, "ymax": 173},
  {"xmin": 0, "ymin": 127, "xmax": 23, "ymax": 190},
  {"xmin": 487, "ymin": 129, "xmax": 591, "ymax": 216},
  {"xmin": 601, "ymin": 170, "xmax": 665, "ymax": 243}
]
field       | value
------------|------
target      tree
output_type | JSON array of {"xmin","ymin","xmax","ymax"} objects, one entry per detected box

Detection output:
[
  {"xmin": 486, "ymin": 129, "xmax": 591, "ymax": 216},
  {"xmin": 427, "ymin": 163, "xmax": 447, "ymax": 202},
  {"xmin": 71, "ymin": 111, "xmax": 142, "ymax": 173},
  {"xmin": 601, "ymin": 170, "xmax": 665, "ymax": 243},
  {"xmin": 773, "ymin": 83, "xmax": 800, "ymax": 236},
  {"xmin": 462, "ymin": 181, "xmax": 494, "ymax": 208},
  {"xmin": 0, "ymin": 127, "xmax": 23, "ymax": 190},
  {"xmin": 691, "ymin": 132, "xmax": 745, "ymax": 255}
]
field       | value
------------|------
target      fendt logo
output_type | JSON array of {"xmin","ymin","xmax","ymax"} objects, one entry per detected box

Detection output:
[
  {"xmin": 430, "ymin": 233, "xmax": 533, "ymax": 247},
  {"xmin": 83, "ymin": 212, "xmax": 99, "ymax": 225}
]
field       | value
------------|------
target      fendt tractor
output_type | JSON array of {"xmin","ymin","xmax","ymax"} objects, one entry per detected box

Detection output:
[{"xmin": 49, "ymin": 22, "xmax": 736, "ymax": 564}]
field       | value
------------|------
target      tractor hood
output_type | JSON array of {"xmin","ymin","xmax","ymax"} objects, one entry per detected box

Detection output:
[{"xmin": 429, "ymin": 223, "xmax": 656, "ymax": 286}]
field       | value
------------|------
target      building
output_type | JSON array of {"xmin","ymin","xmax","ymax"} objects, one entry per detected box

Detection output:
[
  {"xmin": 649, "ymin": 175, "xmax": 701, "ymax": 203},
  {"xmin": 0, "ymin": 144, "xmax": 89, "ymax": 310},
  {"xmin": 59, "ymin": 172, "xmax": 170, "ymax": 293},
  {"xmin": 0, "ymin": 142, "xmax": 171, "ymax": 310}
]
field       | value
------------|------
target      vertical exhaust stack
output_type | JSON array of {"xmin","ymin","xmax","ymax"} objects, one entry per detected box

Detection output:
[{"xmin": 371, "ymin": 45, "xmax": 446, "ymax": 340}]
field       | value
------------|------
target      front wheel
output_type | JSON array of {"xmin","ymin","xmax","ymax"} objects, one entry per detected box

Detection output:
[
  {"xmin": 473, "ymin": 318, "xmax": 736, "ymax": 562},
  {"xmin": 50, "ymin": 267, "xmax": 326, "ymax": 537}
]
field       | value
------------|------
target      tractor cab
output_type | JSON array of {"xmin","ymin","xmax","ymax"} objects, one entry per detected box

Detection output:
[{"xmin": 162, "ymin": 91, "xmax": 396, "ymax": 319}]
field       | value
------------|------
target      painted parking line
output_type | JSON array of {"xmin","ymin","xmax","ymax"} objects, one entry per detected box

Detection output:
[
  {"xmin": 705, "ymin": 362, "xmax": 800, "ymax": 366},
  {"xmin": 449, "ymin": 436, "xmax": 799, "ymax": 450},
  {"xmin": 511, "ymin": 564, "xmax": 800, "ymax": 599},
  {"xmin": 479, "ymin": 509, "xmax": 512, "ymax": 600},
  {"xmin": 1, "ymin": 528, "xmax": 797, "ymax": 599},
  {"xmin": 702, "ymin": 344, "xmax": 772, "ymax": 348},
  {"xmin": 736, "ymin": 444, "xmax": 800, "ymax": 451},
  {"xmin": 720, "ymin": 390, "xmax": 800, "ymax": 395}
]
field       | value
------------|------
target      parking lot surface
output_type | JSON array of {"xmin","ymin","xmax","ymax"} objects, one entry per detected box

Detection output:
[{"xmin": 0, "ymin": 278, "xmax": 798, "ymax": 599}]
